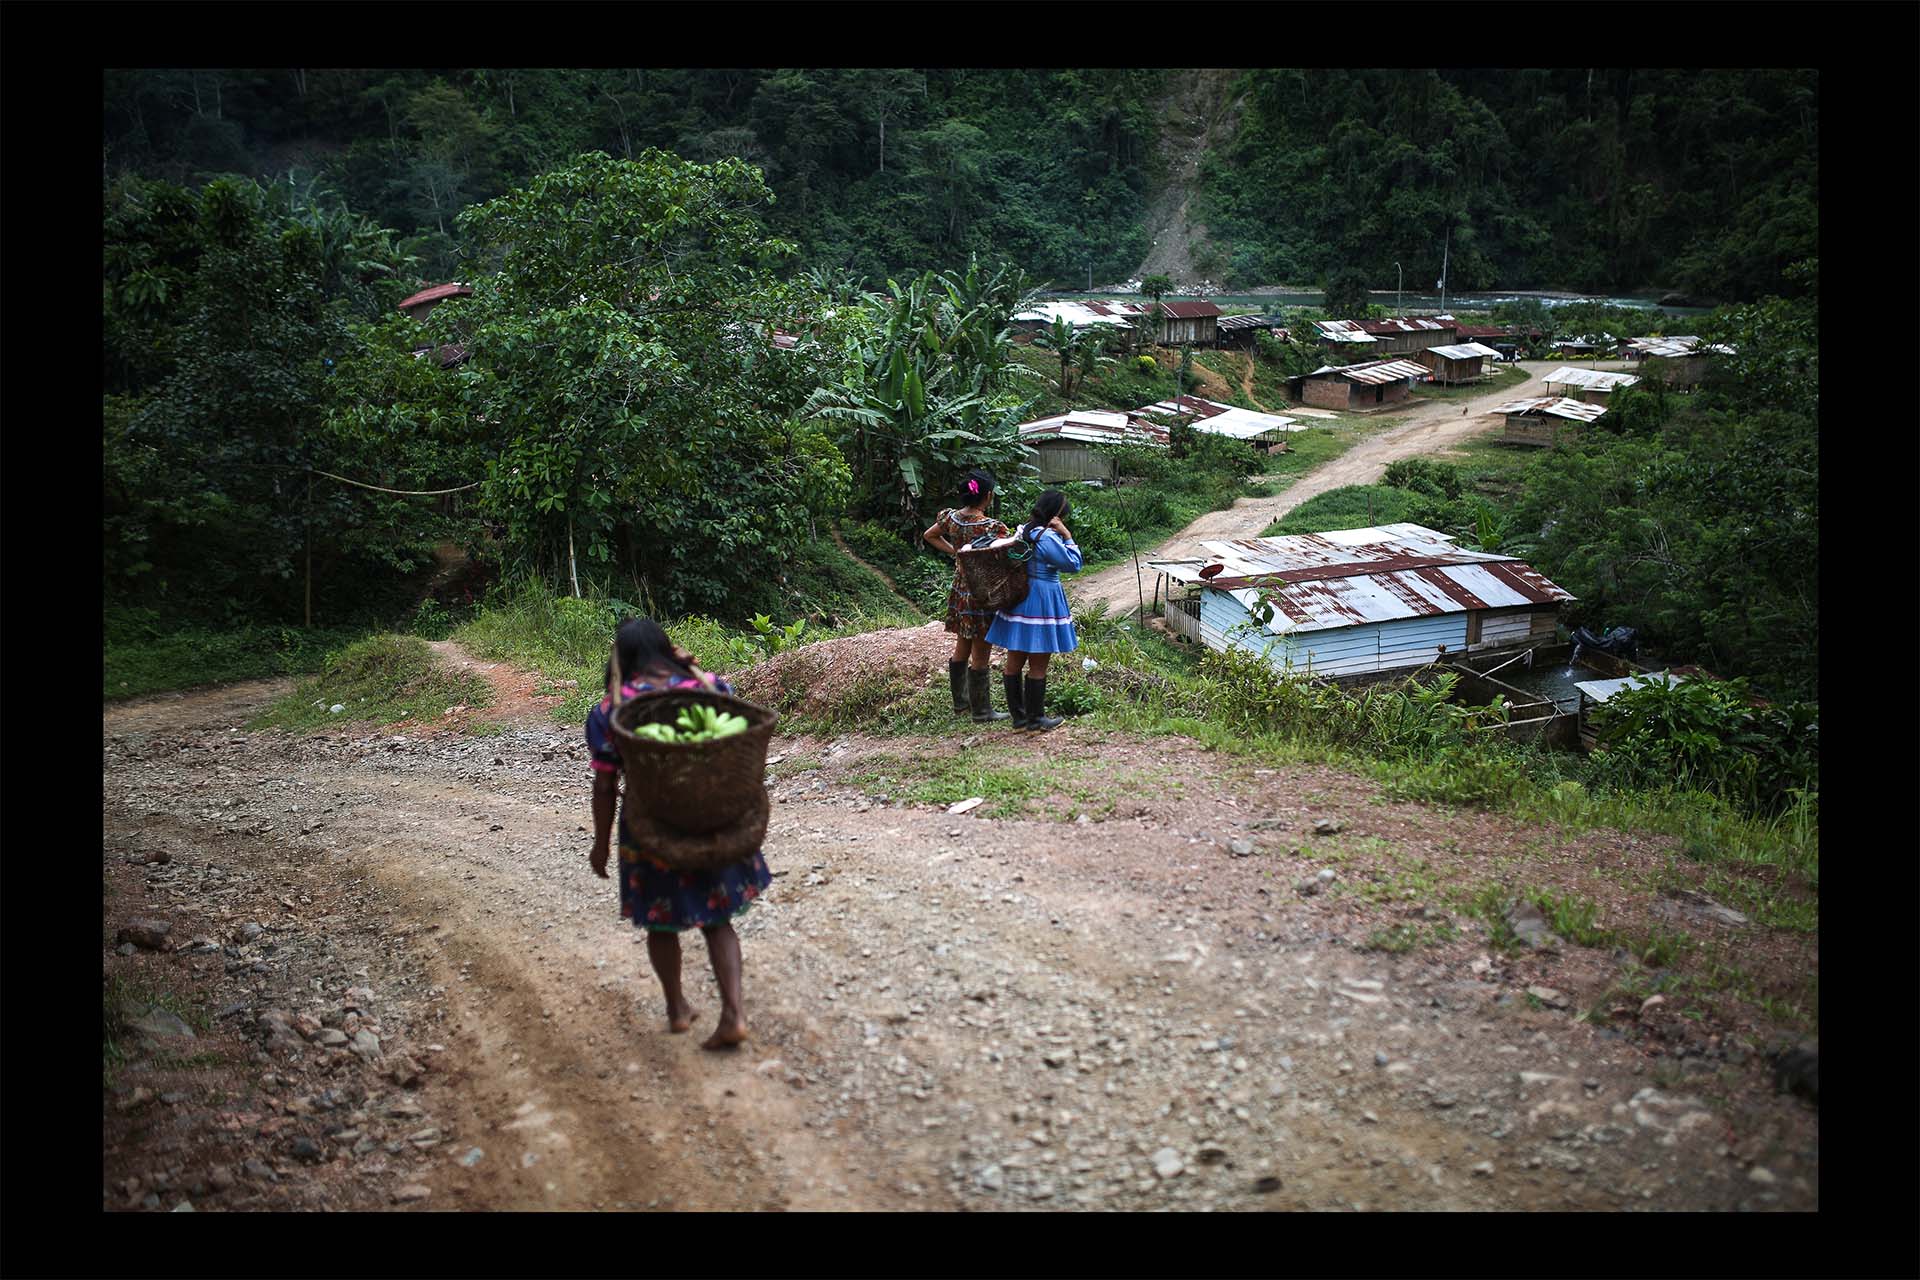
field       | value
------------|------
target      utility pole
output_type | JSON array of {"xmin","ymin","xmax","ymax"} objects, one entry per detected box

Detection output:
[
  {"xmin": 1439, "ymin": 226, "xmax": 1450, "ymax": 315},
  {"xmin": 1396, "ymin": 262, "xmax": 1403, "ymax": 316},
  {"xmin": 304, "ymin": 470, "xmax": 313, "ymax": 628}
]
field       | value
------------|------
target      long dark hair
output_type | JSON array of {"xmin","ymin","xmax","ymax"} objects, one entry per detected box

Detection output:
[
  {"xmin": 960, "ymin": 468, "xmax": 996, "ymax": 507},
  {"xmin": 605, "ymin": 617, "xmax": 695, "ymax": 692},
  {"xmin": 1024, "ymin": 488, "xmax": 1068, "ymax": 543}
]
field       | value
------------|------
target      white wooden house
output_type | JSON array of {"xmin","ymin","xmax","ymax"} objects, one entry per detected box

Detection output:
[{"xmin": 1149, "ymin": 524, "xmax": 1574, "ymax": 680}]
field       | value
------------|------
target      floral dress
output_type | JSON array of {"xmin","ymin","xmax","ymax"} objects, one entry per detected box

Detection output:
[
  {"xmin": 932, "ymin": 506, "xmax": 1011, "ymax": 639},
  {"xmin": 585, "ymin": 674, "xmax": 772, "ymax": 933}
]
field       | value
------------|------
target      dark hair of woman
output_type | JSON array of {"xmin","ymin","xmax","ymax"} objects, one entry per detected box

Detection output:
[
  {"xmin": 960, "ymin": 468, "xmax": 996, "ymax": 505},
  {"xmin": 604, "ymin": 616, "xmax": 695, "ymax": 690},
  {"xmin": 1024, "ymin": 488, "xmax": 1068, "ymax": 542}
]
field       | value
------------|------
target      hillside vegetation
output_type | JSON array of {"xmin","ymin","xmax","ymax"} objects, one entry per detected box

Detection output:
[{"xmin": 104, "ymin": 68, "xmax": 1814, "ymax": 301}]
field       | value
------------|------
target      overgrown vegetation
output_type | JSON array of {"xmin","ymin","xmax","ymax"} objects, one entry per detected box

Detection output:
[{"xmin": 253, "ymin": 634, "xmax": 493, "ymax": 731}]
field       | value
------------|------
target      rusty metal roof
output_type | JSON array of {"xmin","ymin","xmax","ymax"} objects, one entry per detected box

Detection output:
[
  {"xmin": 1302, "ymin": 358, "xmax": 1430, "ymax": 385},
  {"xmin": 1492, "ymin": 396, "xmax": 1609, "ymax": 423},
  {"xmin": 397, "ymin": 282, "xmax": 471, "ymax": 312},
  {"xmin": 1426, "ymin": 342, "xmax": 1503, "ymax": 361},
  {"xmin": 1160, "ymin": 300, "xmax": 1223, "ymax": 319},
  {"xmin": 1146, "ymin": 523, "xmax": 1573, "ymax": 635},
  {"xmin": 1542, "ymin": 366, "xmax": 1639, "ymax": 391}
]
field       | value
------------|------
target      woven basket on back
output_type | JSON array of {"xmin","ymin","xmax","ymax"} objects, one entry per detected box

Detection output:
[
  {"xmin": 957, "ymin": 538, "xmax": 1032, "ymax": 614},
  {"xmin": 607, "ymin": 682, "xmax": 778, "ymax": 872}
]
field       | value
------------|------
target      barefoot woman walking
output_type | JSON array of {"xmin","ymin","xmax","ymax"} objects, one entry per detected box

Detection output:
[{"xmin": 586, "ymin": 618, "xmax": 770, "ymax": 1049}]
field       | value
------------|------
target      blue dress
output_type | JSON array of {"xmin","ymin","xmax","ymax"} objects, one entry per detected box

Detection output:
[
  {"xmin": 985, "ymin": 528, "xmax": 1083, "ymax": 654},
  {"xmin": 584, "ymin": 674, "xmax": 772, "ymax": 933}
]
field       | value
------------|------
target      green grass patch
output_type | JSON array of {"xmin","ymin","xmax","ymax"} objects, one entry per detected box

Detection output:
[
  {"xmin": 252, "ymin": 634, "xmax": 492, "ymax": 732},
  {"xmin": 1265, "ymin": 484, "xmax": 1419, "ymax": 536},
  {"xmin": 104, "ymin": 613, "xmax": 370, "ymax": 701},
  {"xmin": 849, "ymin": 747, "xmax": 1081, "ymax": 818},
  {"xmin": 1401, "ymin": 365, "xmax": 1530, "ymax": 402}
]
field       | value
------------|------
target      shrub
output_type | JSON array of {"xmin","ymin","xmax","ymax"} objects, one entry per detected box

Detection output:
[
  {"xmin": 1382, "ymin": 457, "xmax": 1465, "ymax": 500},
  {"xmin": 1588, "ymin": 675, "xmax": 1817, "ymax": 815},
  {"xmin": 1136, "ymin": 355, "xmax": 1157, "ymax": 373}
]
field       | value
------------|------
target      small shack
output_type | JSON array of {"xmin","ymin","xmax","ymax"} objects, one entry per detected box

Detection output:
[
  {"xmin": 1492, "ymin": 396, "xmax": 1608, "ymax": 447},
  {"xmin": 1156, "ymin": 300, "xmax": 1222, "ymax": 346},
  {"xmin": 1418, "ymin": 341, "xmax": 1504, "ymax": 384},
  {"xmin": 1011, "ymin": 299, "xmax": 1153, "ymax": 346},
  {"xmin": 1287, "ymin": 358, "xmax": 1429, "ymax": 411},
  {"xmin": 1016, "ymin": 410, "xmax": 1167, "ymax": 483},
  {"xmin": 1148, "ymin": 523, "xmax": 1574, "ymax": 681},
  {"xmin": 1134, "ymin": 395, "xmax": 1303, "ymax": 450},
  {"xmin": 1619, "ymin": 335, "xmax": 1732, "ymax": 388},
  {"xmin": 1359, "ymin": 315, "xmax": 1460, "ymax": 356},
  {"xmin": 1214, "ymin": 314, "xmax": 1288, "ymax": 350},
  {"xmin": 1541, "ymin": 366, "xmax": 1640, "ymax": 403}
]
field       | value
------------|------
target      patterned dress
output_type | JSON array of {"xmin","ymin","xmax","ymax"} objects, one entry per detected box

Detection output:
[
  {"xmin": 932, "ymin": 506, "xmax": 1011, "ymax": 639},
  {"xmin": 584, "ymin": 674, "xmax": 772, "ymax": 933},
  {"xmin": 985, "ymin": 527, "xmax": 1083, "ymax": 654}
]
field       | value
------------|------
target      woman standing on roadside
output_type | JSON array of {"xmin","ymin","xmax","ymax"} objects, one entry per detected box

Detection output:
[
  {"xmin": 922, "ymin": 469, "xmax": 1012, "ymax": 723},
  {"xmin": 585, "ymin": 618, "xmax": 770, "ymax": 1050},
  {"xmin": 985, "ymin": 489, "xmax": 1083, "ymax": 732}
]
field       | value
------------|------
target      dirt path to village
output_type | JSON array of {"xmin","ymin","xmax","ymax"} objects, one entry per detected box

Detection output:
[
  {"xmin": 102, "ymin": 650, "xmax": 1815, "ymax": 1212},
  {"xmin": 1072, "ymin": 361, "xmax": 1564, "ymax": 614}
]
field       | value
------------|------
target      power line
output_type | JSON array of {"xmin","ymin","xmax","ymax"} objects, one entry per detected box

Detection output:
[{"xmin": 309, "ymin": 468, "xmax": 481, "ymax": 496}]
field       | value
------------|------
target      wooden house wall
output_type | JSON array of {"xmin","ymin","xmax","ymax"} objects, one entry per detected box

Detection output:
[
  {"xmin": 1501, "ymin": 416, "xmax": 1578, "ymax": 448},
  {"xmin": 1195, "ymin": 590, "xmax": 1471, "ymax": 677},
  {"xmin": 1028, "ymin": 442, "xmax": 1117, "ymax": 484}
]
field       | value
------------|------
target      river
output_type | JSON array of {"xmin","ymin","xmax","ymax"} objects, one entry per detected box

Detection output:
[{"xmin": 1052, "ymin": 290, "xmax": 1711, "ymax": 317}]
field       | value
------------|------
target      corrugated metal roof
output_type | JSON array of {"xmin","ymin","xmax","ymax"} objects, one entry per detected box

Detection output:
[
  {"xmin": 1360, "ymin": 316, "xmax": 1454, "ymax": 335},
  {"xmin": 1017, "ymin": 410, "xmax": 1167, "ymax": 448},
  {"xmin": 1542, "ymin": 366, "xmax": 1639, "ymax": 391},
  {"xmin": 1213, "ymin": 310, "xmax": 1290, "ymax": 328},
  {"xmin": 1145, "ymin": 524, "xmax": 1573, "ymax": 636},
  {"xmin": 397, "ymin": 282, "xmax": 472, "ymax": 312},
  {"xmin": 1574, "ymin": 671, "xmax": 1687, "ymax": 704},
  {"xmin": 1012, "ymin": 300, "xmax": 1151, "ymax": 329},
  {"xmin": 1312, "ymin": 319, "xmax": 1376, "ymax": 344},
  {"xmin": 1136, "ymin": 396, "xmax": 1301, "ymax": 441},
  {"xmin": 1492, "ymin": 396, "xmax": 1610, "ymax": 423},
  {"xmin": 1302, "ymin": 358, "xmax": 1430, "ymax": 385},
  {"xmin": 1160, "ymin": 300, "xmax": 1223, "ymax": 319},
  {"xmin": 1624, "ymin": 335, "xmax": 1734, "ymax": 358},
  {"xmin": 1426, "ymin": 343, "xmax": 1503, "ymax": 361}
]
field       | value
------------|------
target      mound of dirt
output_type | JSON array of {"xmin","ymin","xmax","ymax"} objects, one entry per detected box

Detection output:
[{"xmin": 729, "ymin": 622, "xmax": 955, "ymax": 718}]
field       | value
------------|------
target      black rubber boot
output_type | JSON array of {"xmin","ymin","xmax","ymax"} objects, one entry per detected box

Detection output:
[
  {"xmin": 948, "ymin": 660, "xmax": 969, "ymax": 715},
  {"xmin": 1021, "ymin": 676, "xmax": 1064, "ymax": 732},
  {"xmin": 1003, "ymin": 672, "xmax": 1030, "ymax": 729},
  {"xmin": 968, "ymin": 666, "xmax": 1009, "ymax": 723}
]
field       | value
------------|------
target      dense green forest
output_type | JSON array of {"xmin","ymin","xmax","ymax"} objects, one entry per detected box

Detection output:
[
  {"xmin": 103, "ymin": 68, "xmax": 1814, "ymax": 300},
  {"xmin": 1197, "ymin": 69, "xmax": 1817, "ymax": 299}
]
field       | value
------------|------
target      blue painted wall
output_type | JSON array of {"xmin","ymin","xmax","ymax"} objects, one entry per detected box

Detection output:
[{"xmin": 1199, "ymin": 589, "xmax": 1469, "ymax": 676}]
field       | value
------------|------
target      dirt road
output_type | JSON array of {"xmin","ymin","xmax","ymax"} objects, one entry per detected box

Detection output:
[
  {"xmin": 1072, "ymin": 362, "xmax": 1559, "ymax": 613},
  {"xmin": 102, "ymin": 660, "xmax": 1816, "ymax": 1211}
]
